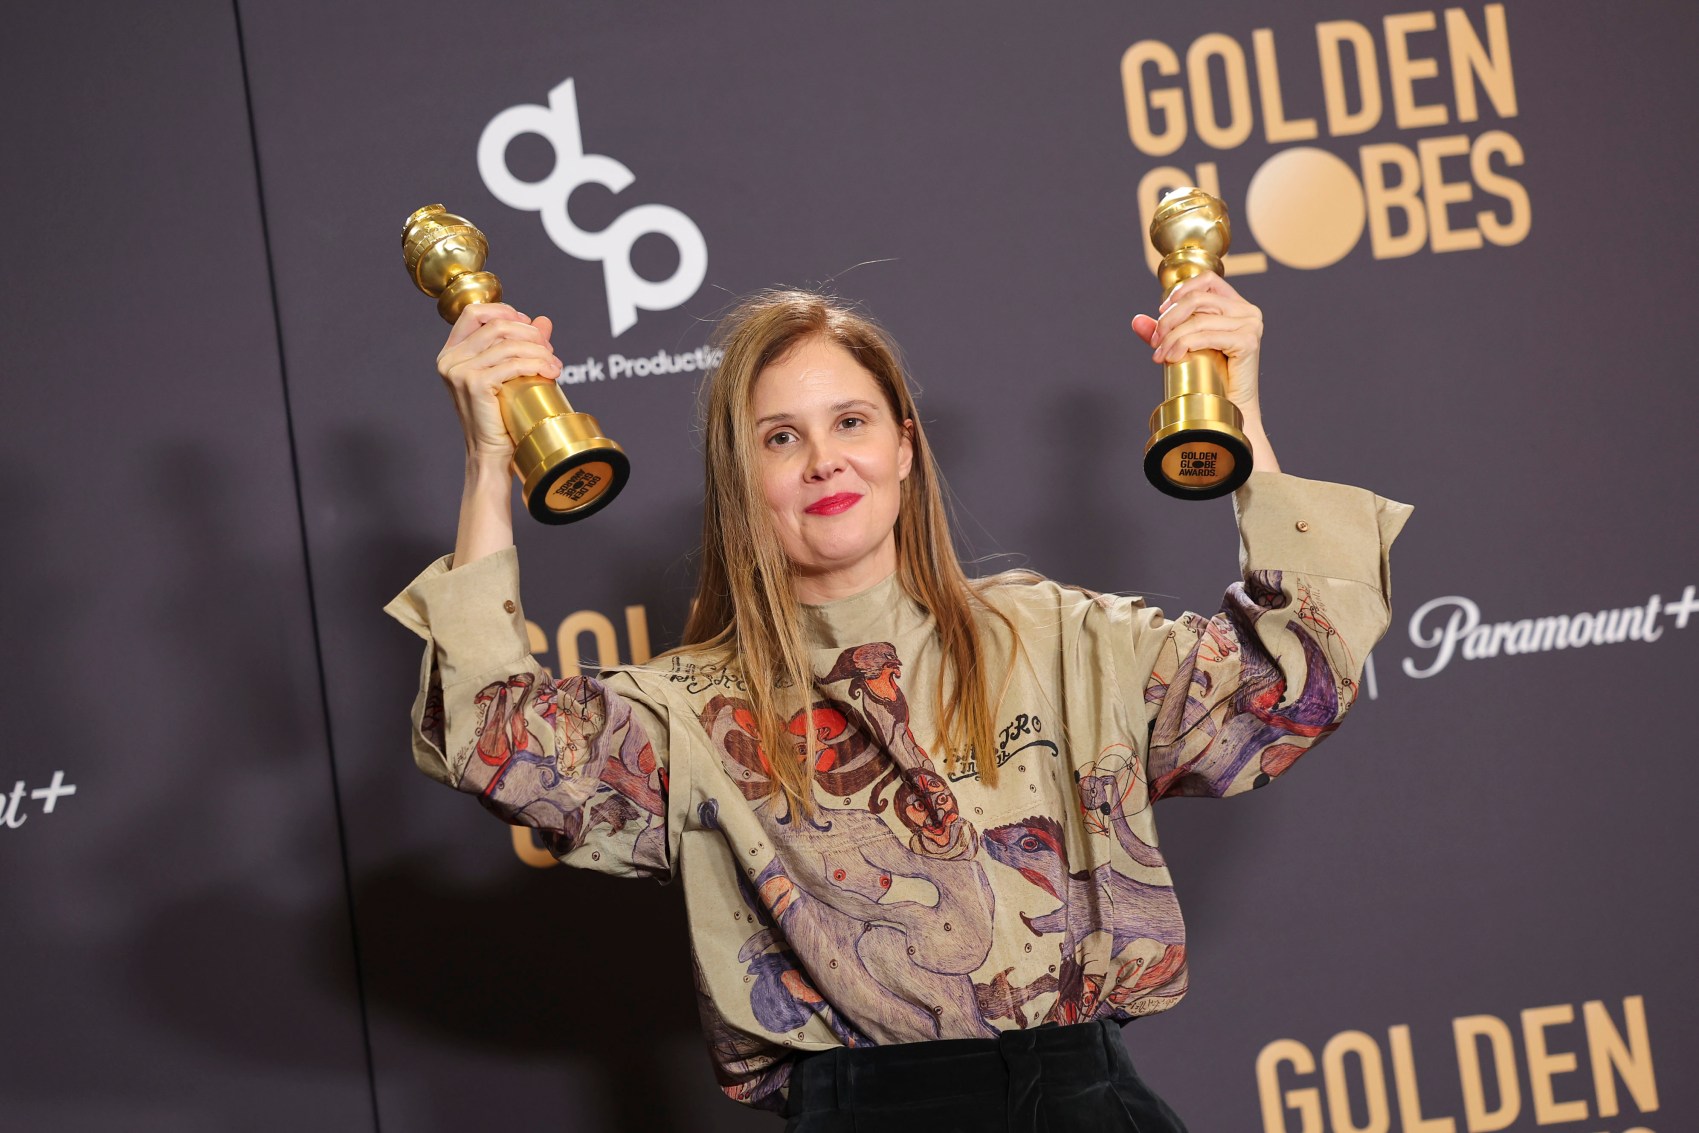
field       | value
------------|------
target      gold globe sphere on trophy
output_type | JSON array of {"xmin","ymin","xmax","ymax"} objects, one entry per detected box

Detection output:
[
  {"xmin": 1143, "ymin": 187, "xmax": 1253, "ymax": 500},
  {"xmin": 401, "ymin": 204, "xmax": 628, "ymax": 524}
]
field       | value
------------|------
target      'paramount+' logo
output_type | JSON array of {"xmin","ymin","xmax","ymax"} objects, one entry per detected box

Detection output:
[
  {"xmin": 479, "ymin": 79, "xmax": 708, "ymax": 337},
  {"xmin": 1121, "ymin": 3, "xmax": 1528, "ymax": 276},
  {"xmin": 2, "ymin": 770, "xmax": 76, "ymax": 830},
  {"xmin": 1402, "ymin": 585, "xmax": 1698, "ymax": 679}
]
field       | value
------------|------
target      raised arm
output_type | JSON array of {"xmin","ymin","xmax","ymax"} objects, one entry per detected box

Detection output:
[
  {"xmin": 1128, "ymin": 271, "xmax": 1410, "ymax": 796},
  {"xmin": 1132, "ymin": 269, "xmax": 1280, "ymax": 475},
  {"xmin": 1138, "ymin": 473, "xmax": 1410, "ymax": 799},
  {"xmin": 385, "ymin": 550, "xmax": 679, "ymax": 880},
  {"xmin": 433, "ymin": 301, "xmax": 566, "ymax": 567},
  {"xmin": 388, "ymin": 304, "xmax": 677, "ymax": 878}
]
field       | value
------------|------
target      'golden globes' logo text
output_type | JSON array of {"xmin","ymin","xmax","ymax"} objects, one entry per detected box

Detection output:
[
  {"xmin": 1122, "ymin": 4, "xmax": 1528, "ymax": 276},
  {"xmin": 1257, "ymin": 996, "xmax": 1659, "ymax": 1133}
]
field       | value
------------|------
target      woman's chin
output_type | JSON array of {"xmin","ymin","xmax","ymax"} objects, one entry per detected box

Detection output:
[{"xmin": 789, "ymin": 543, "xmax": 894, "ymax": 585}]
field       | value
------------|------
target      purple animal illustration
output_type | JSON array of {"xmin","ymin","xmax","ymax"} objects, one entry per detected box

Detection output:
[
  {"xmin": 459, "ymin": 673, "xmax": 667, "ymax": 870},
  {"xmin": 747, "ymin": 803, "xmax": 997, "ymax": 1042},
  {"xmin": 1074, "ymin": 744, "xmax": 1165, "ymax": 868},
  {"xmin": 691, "ymin": 949, "xmax": 795, "ymax": 1111},
  {"xmin": 982, "ymin": 815, "xmax": 1185, "ymax": 961},
  {"xmin": 698, "ymin": 641, "xmax": 1002, "ymax": 1044},
  {"xmin": 975, "ymin": 966, "xmax": 1059, "ymax": 1027},
  {"xmin": 1148, "ymin": 571, "xmax": 1346, "ymax": 798},
  {"xmin": 699, "ymin": 798, "xmax": 873, "ymax": 1047}
]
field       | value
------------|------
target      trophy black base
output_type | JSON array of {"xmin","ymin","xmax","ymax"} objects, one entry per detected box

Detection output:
[
  {"xmin": 1142, "ymin": 428, "xmax": 1253, "ymax": 501},
  {"xmin": 523, "ymin": 447, "xmax": 631, "ymax": 525}
]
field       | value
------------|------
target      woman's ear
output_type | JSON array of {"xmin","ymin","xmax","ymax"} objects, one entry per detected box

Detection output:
[{"xmin": 898, "ymin": 418, "xmax": 915, "ymax": 480}]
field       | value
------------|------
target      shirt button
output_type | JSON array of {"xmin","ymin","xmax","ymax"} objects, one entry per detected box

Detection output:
[
  {"xmin": 1295, "ymin": 520, "xmax": 1311, "ymax": 533},
  {"xmin": 503, "ymin": 600, "xmax": 517, "ymax": 613}
]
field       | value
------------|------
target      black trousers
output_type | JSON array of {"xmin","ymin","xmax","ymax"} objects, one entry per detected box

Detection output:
[{"xmin": 780, "ymin": 1019, "xmax": 1189, "ymax": 1132}]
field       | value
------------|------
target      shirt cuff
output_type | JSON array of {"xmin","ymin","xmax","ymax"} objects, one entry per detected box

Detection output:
[
  {"xmin": 382, "ymin": 546, "xmax": 532, "ymax": 686},
  {"xmin": 1232, "ymin": 471, "xmax": 1412, "ymax": 592}
]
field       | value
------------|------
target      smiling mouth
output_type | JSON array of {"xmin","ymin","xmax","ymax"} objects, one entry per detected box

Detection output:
[{"xmin": 805, "ymin": 493, "xmax": 863, "ymax": 516}]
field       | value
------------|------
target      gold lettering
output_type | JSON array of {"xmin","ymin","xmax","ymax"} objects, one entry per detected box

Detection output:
[
  {"xmin": 1388, "ymin": 1025, "xmax": 1456, "ymax": 1133},
  {"xmin": 1123, "ymin": 40, "xmax": 1187, "ymax": 156},
  {"xmin": 1253, "ymin": 29, "xmax": 1318, "ymax": 143},
  {"xmin": 1256, "ymin": 1039, "xmax": 1323, "ymax": 1133},
  {"xmin": 559, "ymin": 609, "xmax": 619, "ymax": 674},
  {"xmin": 1453, "ymin": 1014, "xmax": 1520, "ymax": 1132},
  {"xmin": 1447, "ymin": 4, "xmax": 1517, "ymax": 122},
  {"xmin": 531, "ymin": 607, "xmax": 653, "ymax": 672},
  {"xmin": 1323, "ymin": 1030, "xmax": 1391, "ymax": 1133},
  {"xmin": 1187, "ymin": 33, "xmax": 1255, "ymax": 149},
  {"xmin": 1417, "ymin": 134, "xmax": 1482, "ymax": 252},
  {"xmin": 1584, "ymin": 996, "xmax": 1659, "ymax": 1118},
  {"xmin": 1521, "ymin": 1003, "xmax": 1589, "ymax": 1124},
  {"xmin": 510, "ymin": 825, "xmax": 558, "ymax": 868},
  {"xmin": 1317, "ymin": 20, "xmax": 1383, "ymax": 136},
  {"xmin": 1384, "ymin": 11, "xmax": 1450, "ymax": 128},
  {"xmin": 625, "ymin": 605, "xmax": 653, "ymax": 663},
  {"xmin": 1361, "ymin": 142, "xmax": 1427, "ymax": 258},
  {"xmin": 1192, "ymin": 162, "xmax": 1270, "ymax": 276},
  {"xmin": 1471, "ymin": 130, "xmax": 1531, "ymax": 245}
]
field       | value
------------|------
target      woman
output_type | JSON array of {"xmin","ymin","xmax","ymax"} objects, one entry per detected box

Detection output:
[{"xmin": 386, "ymin": 276, "xmax": 1409, "ymax": 1130}]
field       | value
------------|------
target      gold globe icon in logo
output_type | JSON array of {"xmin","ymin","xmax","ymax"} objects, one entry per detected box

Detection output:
[{"xmin": 1244, "ymin": 147, "xmax": 1368, "ymax": 270}]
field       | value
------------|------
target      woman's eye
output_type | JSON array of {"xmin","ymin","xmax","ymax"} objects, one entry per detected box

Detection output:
[
  {"xmin": 766, "ymin": 430, "xmax": 795, "ymax": 447},
  {"xmin": 839, "ymin": 416, "xmax": 864, "ymax": 430}
]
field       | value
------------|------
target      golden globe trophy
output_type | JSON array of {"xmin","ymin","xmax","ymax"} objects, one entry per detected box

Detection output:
[
  {"xmin": 1143, "ymin": 187, "xmax": 1252, "ymax": 500},
  {"xmin": 401, "ymin": 204, "xmax": 628, "ymax": 524}
]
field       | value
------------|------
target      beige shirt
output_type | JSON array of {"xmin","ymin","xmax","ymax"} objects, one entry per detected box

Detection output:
[{"xmin": 385, "ymin": 470, "xmax": 1410, "ymax": 1110}]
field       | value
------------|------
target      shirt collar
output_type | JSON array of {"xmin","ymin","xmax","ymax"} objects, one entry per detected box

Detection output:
[{"xmin": 799, "ymin": 571, "xmax": 931, "ymax": 650}]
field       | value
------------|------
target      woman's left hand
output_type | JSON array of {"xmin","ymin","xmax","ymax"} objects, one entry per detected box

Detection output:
[{"xmin": 1131, "ymin": 270, "xmax": 1265, "ymax": 422}]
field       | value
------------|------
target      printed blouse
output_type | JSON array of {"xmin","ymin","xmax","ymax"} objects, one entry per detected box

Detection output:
[{"xmin": 384, "ymin": 470, "xmax": 1411, "ymax": 1109}]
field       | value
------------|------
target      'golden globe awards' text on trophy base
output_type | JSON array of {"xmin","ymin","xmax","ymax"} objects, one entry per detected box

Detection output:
[
  {"xmin": 401, "ymin": 204, "xmax": 628, "ymax": 524},
  {"xmin": 1143, "ymin": 188, "xmax": 1252, "ymax": 501}
]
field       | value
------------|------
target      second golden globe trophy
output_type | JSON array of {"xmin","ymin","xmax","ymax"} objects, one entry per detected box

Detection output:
[
  {"xmin": 401, "ymin": 204, "xmax": 628, "ymax": 524},
  {"xmin": 1143, "ymin": 187, "xmax": 1253, "ymax": 500}
]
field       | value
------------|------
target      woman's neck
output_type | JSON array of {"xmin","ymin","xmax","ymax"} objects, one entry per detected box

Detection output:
[{"xmin": 792, "ymin": 540, "xmax": 899, "ymax": 605}]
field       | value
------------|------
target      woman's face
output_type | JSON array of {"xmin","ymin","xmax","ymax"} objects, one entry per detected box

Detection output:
[{"xmin": 749, "ymin": 336, "xmax": 913, "ymax": 604}]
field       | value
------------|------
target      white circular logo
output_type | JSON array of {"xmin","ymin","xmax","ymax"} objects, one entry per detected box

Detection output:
[{"xmin": 479, "ymin": 79, "xmax": 708, "ymax": 337}]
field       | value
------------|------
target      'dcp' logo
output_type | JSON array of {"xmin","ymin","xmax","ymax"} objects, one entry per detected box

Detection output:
[{"xmin": 478, "ymin": 78, "xmax": 708, "ymax": 337}]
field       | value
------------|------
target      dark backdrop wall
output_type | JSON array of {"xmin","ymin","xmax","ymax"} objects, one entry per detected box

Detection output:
[{"xmin": 4, "ymin": 2, "xmax": 1692, "ymax": 1130}]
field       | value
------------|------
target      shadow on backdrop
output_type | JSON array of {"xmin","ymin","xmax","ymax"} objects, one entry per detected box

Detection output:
[{"xmin": 321, "ymin": 426, "xmax": 731, "ymax": 1131}]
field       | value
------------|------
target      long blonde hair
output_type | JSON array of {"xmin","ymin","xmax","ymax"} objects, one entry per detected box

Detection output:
[{"xmin": 679, "ymin": 289, "xmax": 1016, "ymax": 810}]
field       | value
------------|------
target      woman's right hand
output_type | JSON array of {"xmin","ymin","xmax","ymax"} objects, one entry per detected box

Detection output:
[{"xmin": 435, "ymin": 302, "xmax": 564, "ymax": 461}]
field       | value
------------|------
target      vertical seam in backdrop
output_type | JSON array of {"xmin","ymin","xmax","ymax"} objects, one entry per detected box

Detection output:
[{"xmin": 230, "ymin": 2, "xmax": 383, "ymax": 1129}]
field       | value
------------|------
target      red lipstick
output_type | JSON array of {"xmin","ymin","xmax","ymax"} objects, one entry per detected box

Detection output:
[{"xmin": 805, "ymin": 492, "xmax": 863, "ymax": 516}]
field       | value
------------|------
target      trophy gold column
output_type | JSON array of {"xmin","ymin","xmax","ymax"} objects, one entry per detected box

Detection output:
[
  {"xmin": 401, "ymin": 204, "xmax": 629, "ymax": 524},
  {"xmin": 1142, "ymin": 187, "xmax": 1253, "ymax": 500}
]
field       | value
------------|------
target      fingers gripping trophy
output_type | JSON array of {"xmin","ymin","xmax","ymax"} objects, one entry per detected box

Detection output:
[
  {"xmin": 401, "ymin": 204, "xmax": 629, "ymax": 524},
  {"xmin": 1142, "ymin": 188, "xmax": 1254, "ymax": 500}
]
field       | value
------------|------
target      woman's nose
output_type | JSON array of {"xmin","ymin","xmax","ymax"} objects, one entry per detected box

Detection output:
[{"xmin": 804, "ymin": 438, "xmax": 846, "ymax": 480}]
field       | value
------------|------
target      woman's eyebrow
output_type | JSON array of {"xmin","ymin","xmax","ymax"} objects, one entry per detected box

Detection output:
[{"xmin": 755, "ymin": 399, "xmax": 880, "ymax": 428}]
